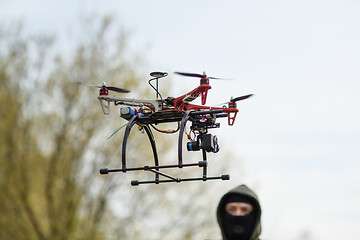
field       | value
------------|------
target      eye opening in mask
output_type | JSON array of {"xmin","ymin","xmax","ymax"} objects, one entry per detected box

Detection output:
[{"xmin": 225, "ymin": 202, "xmax": 253, "ymax": 216}]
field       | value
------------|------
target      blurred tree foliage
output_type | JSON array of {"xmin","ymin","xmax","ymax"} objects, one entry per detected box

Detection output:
[{"xmin": 0, "ymin": 16, "xmax": 228, "ymax": 240}]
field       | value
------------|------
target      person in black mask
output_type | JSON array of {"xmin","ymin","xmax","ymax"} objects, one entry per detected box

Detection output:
[{"xmin": 216, "ymin": 185, "xmax": 262, "ymax": 240}]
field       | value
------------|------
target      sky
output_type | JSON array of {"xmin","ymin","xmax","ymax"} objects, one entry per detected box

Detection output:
[{"xmin": 1, "ymin": 0, "xmax": 360, "ymax": 239}]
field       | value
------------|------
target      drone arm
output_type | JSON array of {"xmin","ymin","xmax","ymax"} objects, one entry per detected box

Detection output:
[
  {"xmin": 173, "ymin": 85, "xmax": 211, "ymax": 109},
  {"xmin": 98, "ymin": 96, "xmax": 163, "ymax": 112}
]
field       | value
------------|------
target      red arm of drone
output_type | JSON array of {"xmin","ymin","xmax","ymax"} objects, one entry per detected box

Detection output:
[
  {"xmin": 173, "ymin": 84, "xmax": 211, "ymax": 109},
  {"xmin": 200, "ymin": 88, "xmax": 209, "ymax": 105},
  {"xmin": 184, "ymin": 103, "xmax": 239, "ymax": 126}
]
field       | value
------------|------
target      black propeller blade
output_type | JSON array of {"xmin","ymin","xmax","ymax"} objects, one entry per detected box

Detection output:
[
  {"xmin": 76, "ymin": 82, "xmax": 130, "ymax": 93},
  {"xmin": 106, "ymin": 86, "xmax": 130, "ymax": 93},
  {"xmin": 232, "ymin": 94, "xmax": 253, "ymax": 102},
  {"xmin": 174, "ymin": 71, "xmax": 224, "ymax": 80},
  {"xmin": 217, "ymin": 94, "xmax": 254, "ymax": 106},
  {"xmin": 175, "ymin": 71, "xmax": 206, "ymax": 78}
]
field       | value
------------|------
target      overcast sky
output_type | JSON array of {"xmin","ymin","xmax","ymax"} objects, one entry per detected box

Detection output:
[{"xmin": 1, "ymin": 0, "xmax": 360, "ymax": 239}]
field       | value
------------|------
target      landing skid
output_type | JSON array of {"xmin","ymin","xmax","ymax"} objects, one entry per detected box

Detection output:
[{"xmin": 100, "ymin": 110, "xmax": 230, "ymax": 186}]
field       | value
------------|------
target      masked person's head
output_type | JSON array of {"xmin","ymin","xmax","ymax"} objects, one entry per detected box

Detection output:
[{"xmin": 217, "ymin": 185, "xmax": 261, "ymax": 240}]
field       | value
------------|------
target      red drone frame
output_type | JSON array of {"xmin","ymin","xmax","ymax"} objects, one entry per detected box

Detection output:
[{"xmin": 172, "ymin": 72, "xmax": 252, "ymax": 125}]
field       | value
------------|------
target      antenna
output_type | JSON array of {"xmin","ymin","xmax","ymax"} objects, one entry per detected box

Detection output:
[{"xmin": 148, "ymin": 72, "xmax": 168, "ymax": 108}]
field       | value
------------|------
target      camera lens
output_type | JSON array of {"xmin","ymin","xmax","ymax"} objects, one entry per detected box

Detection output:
[{"xmin": 187, "ymin": 141, "xmax": 200, "ymax": 151}]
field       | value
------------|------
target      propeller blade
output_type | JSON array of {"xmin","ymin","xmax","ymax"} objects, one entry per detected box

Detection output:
[
  {"xmin": 208, "ymin": 76, "xmax": 233, "ymax": 80},
  {"xmin": 217, "ymin": 102, "xmax": 229, "ymax": 106},
  {"xmin": 232, "ymin": 94, "xmax": 253, "ymax": 102},
  {"xmin": 76, "ymin": 82, "xmax": 130, "ymax": 93},
  {"xmin": 76, "ymin": 82, "xmax": 102, "ymax": 88},
  {"xmin": 174, "ymin": 72, "xmax": 205, "ymax": 78},
  {"xmin": 107, "ymin": 86, "xmax": 130, "ymax": 93},
  {"xmin": 174, "ymin": 72, "xmax": 230, "ymax": 80}
]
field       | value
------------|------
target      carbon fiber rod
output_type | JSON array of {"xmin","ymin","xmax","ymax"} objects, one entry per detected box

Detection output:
[
  {"xmin": 99, "ymin": 161, "xmax": 207, "ymax": 174},
  {"xmin": 131, "ymin": 174, "xmax": 230, "ymax": 186}
]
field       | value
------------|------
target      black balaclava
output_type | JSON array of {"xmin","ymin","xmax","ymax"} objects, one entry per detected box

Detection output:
[{"xmin": 222, "ymin": 195, "xmax": 257, "ymax": 240}]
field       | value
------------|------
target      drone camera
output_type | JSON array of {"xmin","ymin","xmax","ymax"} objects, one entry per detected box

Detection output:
[{"xmin": 187, "ymin": 133, "xmax": 220, "ymax": 153}]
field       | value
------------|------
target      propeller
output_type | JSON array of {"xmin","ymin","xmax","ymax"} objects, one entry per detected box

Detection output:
[
  {"xmin": 217, "ymin": 94, "xmax": 254, "ymax": 107},
  {"xmin": 174, "ymin": 71, "xmax": 225, "ymax": 80},
  {"xmin": 231, "ymin": 94, "xmax": 253, "ymax": 102},
  {"xmin": 76, "ymin": 82, "xmax": 130, "ymax": 93}
]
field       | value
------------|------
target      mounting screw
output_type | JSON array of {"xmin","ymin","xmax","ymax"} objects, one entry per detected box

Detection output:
[{"xmin": 100, "ymin": 168, "xmax": 109, "ymax": 175}]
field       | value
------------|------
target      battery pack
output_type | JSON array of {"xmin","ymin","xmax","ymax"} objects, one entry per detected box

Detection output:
[{"xmin": 120, "ymin": 107, "xmax": 137, "ymax": 119}]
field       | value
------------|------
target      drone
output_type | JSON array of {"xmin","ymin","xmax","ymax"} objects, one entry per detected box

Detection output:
[{"xmin": 78, "ymin": 71, "xmax": 253, "ymax": 186}]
